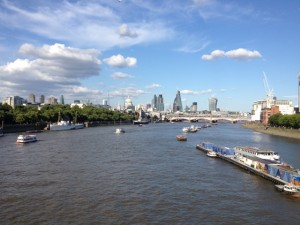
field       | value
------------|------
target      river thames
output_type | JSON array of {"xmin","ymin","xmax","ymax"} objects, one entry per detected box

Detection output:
[{"xmin": 1, "ymin": 122, "xmax": 300, "ymax": 224}]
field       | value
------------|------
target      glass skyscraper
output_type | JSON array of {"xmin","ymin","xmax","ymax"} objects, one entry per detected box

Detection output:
[
  {"xmin": 208, "ymin": 97, "xmax": 218, "ymax": 111},
  {"xmin": 173, "ymin": 90, "xmax": 183, "ymax": 112}
]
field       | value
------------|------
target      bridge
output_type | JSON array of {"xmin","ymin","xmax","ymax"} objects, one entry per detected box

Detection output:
[{"xmin": 165, "ymin": 114, "xmax": 251, "ymax": 123}]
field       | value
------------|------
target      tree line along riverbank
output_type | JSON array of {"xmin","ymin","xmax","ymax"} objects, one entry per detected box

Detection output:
[{"xmin": 242, "ymin": 123, "xmax": 300, "ymax": 140}]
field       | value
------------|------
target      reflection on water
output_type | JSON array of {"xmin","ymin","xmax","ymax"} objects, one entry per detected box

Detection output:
[{"xmin": 0, "ymin": 123, "xmax": 299, "ymax": 224}]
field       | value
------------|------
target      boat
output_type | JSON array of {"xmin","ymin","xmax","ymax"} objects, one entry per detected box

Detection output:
[
  {"xmin": 74, "ymin": 123, "xmax": 84, "ymax": 129},
  {"xmin": 234, "ymin": 146, "xmax": 280, "ymax": 162},
  {"xmin": 50, "ymin": 120, "xmax": 76, "ymax": 131},
  {"xmin": 176, "ymin": 135, "xmax": 187, "ymax": 141},
  {"xmin": 16, "ymin": 134, "xmax": 37, "ymax": 144},
  {"xmin": 207, "ymin": 150, "xmax": 217, "ymax": 157},
  {"xmin": 133, "ymin": 108, "xmax": 149, "ymax": 125},
  {"xmin": 182, "ymin": 125, "xmax": 198, "ymax": 133},
  {"xmin": 275, "ymin": 184, "xmax": 300, "ymax": 197},
  {"xmin": 115, "ymin": 128, "xmax": 125, "ymax": 134}
]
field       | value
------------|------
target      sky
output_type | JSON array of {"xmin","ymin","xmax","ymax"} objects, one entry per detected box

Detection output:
[{"xmin": 0, "ymin": 0, "xmax": 299, "ymax": 112}]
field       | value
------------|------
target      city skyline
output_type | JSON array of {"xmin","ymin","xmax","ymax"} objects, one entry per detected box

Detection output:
[{"xmin": 0, "ymin": 0, "xmax": 299, "ymax": 112}]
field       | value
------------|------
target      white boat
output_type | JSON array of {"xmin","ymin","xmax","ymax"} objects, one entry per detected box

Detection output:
[
  {"xmin": 50, "ymin": 121, "xmax": 76, "ymax": 131},
  {"xmin": 275, "ymin": 184, "xmax": 300, "ymax": 197},
  {"xmin": 207, "ymin": 151, "xmax": 217, "ymax": 157},
  {"xmin": 16, "ymin": 134, "xmax": 37, "ymax": 143},
  {"xmin": 182, "ymin": 125, "xmax": 198, "ymax": 133},
  {"xmin": 74, "ymin": 123, "xmax": 84, "ymax": 129},
  {"xmin": 234, "ymin": 146, "xmax": 280, "ymax": 162},
  {"xmin": 115, "ymin": 128, "xmax": 125, "ymax": 134}
]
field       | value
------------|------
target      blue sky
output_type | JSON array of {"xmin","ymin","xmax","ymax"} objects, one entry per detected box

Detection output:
[{"xmin": 0, "ymin": 0, "xmax": 299, "ymax": 112}]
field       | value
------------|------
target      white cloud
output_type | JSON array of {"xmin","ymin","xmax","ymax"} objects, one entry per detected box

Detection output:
[
  {"xmin": 0, "ymin": 43, "xmax": 101, "ymax": 98},
  {"xmin": 118, "ymin": 24, "xmax": 138, "ymax": 38},
  {"xmin": 145, "ymin": 83, "xmax": 161, "ymax": 89},
  {"xmin": 110, "ymin": 87, "xmax": 148, "ymax": 98},
  {"xmin": 202, "ymin": 48, "xmax": 262, "ymax": 61},
  {"xmin": 202, "ymin": 49, "xmax": 225, "ymax": 60},
  {"xmin": 180, "ymin": 89, "xmax": 213, "ymax": 95},
  {"xmin": 104, "ymin": 54, "xmax": 137, "ymax": 68},
  {"xmin": 0, "ymin": 1, "xmax": 173, "ymax": 50},
  {"xmin": 111, "ymin": 72, "xmax": 134, "ymax": 79}
]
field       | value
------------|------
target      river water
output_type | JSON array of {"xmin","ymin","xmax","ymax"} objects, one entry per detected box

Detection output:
[{"xmin": 1, "ymin": 123, "xmax": 300, "ymax": 224}]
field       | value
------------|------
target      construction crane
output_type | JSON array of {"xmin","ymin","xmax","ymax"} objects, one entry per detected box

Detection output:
[{"xmin": 263, "ymin": 72, "xmax": 274, "ymax": 108}]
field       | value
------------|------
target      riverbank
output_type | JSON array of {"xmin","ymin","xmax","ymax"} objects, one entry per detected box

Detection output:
[{"xmin": 242, "ymin": 123, "xmax": 300, "ymax": 140}]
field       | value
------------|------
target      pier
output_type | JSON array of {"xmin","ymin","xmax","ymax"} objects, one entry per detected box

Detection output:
[{"xmin": 196, "ymin": 144, "xmax": 290, "ymax": 186}]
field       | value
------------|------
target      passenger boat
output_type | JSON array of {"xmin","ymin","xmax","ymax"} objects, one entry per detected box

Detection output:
[
  {"xmin": 74, "ymin": 123, "xmax": 84, "ymax": 129},
  {"xmin": 50, "ymin": 121, "xmax": 76, "ymax": 131},
  {"xmin": 207, "ymin": 150, "xmax": 217, "ymax": 157},
  {"xmin": 275, "ymin": 184, "xmax": 300, "ymax": 197},
  {"xmin": 234, "ymin": 146, "xmax": 280, "ymax": 162},
  {"xmin": 16, "ymin": 134, "xmax": 37, "ymax": 144},
  {"xmin": 182, "ymin": 125, "xmax": 198, "ymax": 133},
  {"xmin": 176, "ymin": 135, "xmax": 187, "ymax": 141},
  {"xmin": 115, "ymin": 128, "xmax": 125, "ymax": 134}
]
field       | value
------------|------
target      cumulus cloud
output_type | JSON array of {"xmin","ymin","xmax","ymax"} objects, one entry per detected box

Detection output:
[
  {"xmin": 145, "ymin": 83, "xmax": 162, "ymax": 89},
  {"xmin": 0, "ymin": 43, "xmax": 101, "ymax": 99},
  {"xmin": 180, "ymin": 89, "xmax": 213, "ymax": 95},
  {"xmin": 111, "ymin": 72, "xmax": 134, "ymax": 79},
  {"xmin": 202, "ymin": 48, "xmax": 262, "ymax": 60},
  {"xmin": 110, "ymin": 87, "xmax": 148, "ymax": 98},
  {"xmin": 118, "ymin": 24, "xmax": 138, "ymax": 38},
  {"xmin": 103, "ymin": 54, "xmax": 137, "ymax": 68}
]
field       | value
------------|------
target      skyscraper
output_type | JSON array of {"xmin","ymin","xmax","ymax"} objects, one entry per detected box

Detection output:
[
  {"xmin": 208, "ymin": 98, "xmax": 218, "ymax": 111},
  {"xmin": 157, "ymin": 94, "xmax": 164, "ymax": 112},
  {"xmin": 152, "ymin": 94, "xmax": 157, "ymax": 111},
  {"xmin": 190, "ymin": 102, "xmax": 197, "ymax": 112},
  {"xmin": 173, "ymin": 90, "xmax": 183, "ymax": 112},
  {"xmin": 29, "ymin": 93, "xmax": 35, "ymax": 103},
  {"xmin": 39, "ymin": 95, "xmax": 45, "ymax": 104},
  {"xmin": 60, "ymin": 95, "xmax": 64, "ymax": 104},
  {"xmin": 298, "ymin": 73, "xmax": 300, "ymax": 109}
]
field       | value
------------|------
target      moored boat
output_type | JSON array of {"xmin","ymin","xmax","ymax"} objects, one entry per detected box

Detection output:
[
  {"xmin": 275, "ymin": 184, "xmax": 300, "ymax": 197},
  {"xmin": 16, "ymin": 134, "xmax": 37, "ymax": 144},
  {"xmin": 50, "ymin": 121, "xmax": 76, "ymax": 131},
  {"xmin": 207, "ymin": 150, "xmax": 217, "ymax": 157},
  {"xmin": 234, "ymin": 146, "xmax": 280, "ymax": 162},
  {"xmin": 176, "ymin": 135, "xmax": 187, "ymax": 141}
]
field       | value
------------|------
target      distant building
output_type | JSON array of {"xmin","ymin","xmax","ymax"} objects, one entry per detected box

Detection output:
[
  {"xmin": 125, "ymin": 96, "xmax": 135, "ymax": 111},
  {"xmin": 29, "ymin": 93, "xmax": 35, "ymax": 103},
  {"xmin": 2, "ymin": 96, "xmax": 26, "ymax": 108},
  {"xmin": 173, "ymin": 91, "xmax": 183, "ymax": 112},
  {"xmin": 48, "ymin": 96, "xmax": 58, "ymax": 105},
  {"xmin": 251, "ymin": 97, "xmax": 295, "ymax": 123},
  {"xmin": 60, "ymin": 95, "xmax": 64, "ymax": 104},
  {"xmin": 157, "ymin": 94, "xmax": 164, "ymax": 112},
  {"xmin": 190, "ymin": 102, "xmax": 197, "ymax": 112},
  {"xmin": 208, "ymin": 98, "xmax": 218, "ymax": 111},
  {"xmin": 39, "ymin": 95, "xmax": 45, "ymax": 104},
  {"xmin": 298, "ymin": 73, "xmax": 300, "ymax": 112},
  {"xmin": 152, "ymin": 94, "xmax": 157, "ymax": 111},
  {"xmin": 102, "ymin": 99, "xmax": 108, "ymax": 106},
  {"xmin": 74, "ymin": 100, "xmax": 80, "ymax": 104}
]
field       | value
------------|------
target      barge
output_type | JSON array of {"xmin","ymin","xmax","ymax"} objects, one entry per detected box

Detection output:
[{"xmin": 196, "ymin": 142, "xmax": 300, "ymax": 194}]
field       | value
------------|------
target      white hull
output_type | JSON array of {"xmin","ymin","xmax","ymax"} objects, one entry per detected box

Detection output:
[
  {"xmin": 50, "ymin": 121, "xmax": 76, "ymax": 131},
  {"xmin": 16, "ymin": 135, "xmax": 37, "ymax": 143}
]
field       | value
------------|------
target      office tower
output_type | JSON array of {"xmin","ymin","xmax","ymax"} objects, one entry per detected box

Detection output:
[
  {"xmin": 298, "ymin": 73, "xmax": 300, "ymax": 109},
  {"xmin": 48, "ymin": 97, "xmax": 58, "ymax": 105},
  {"xmin": 157, "ymin": 94, "xmax": 164, "ymax": 112},
  {"xmin": 152, "ymin": 94, "xmax": 157, "ymax": 111},
  {"xmin": 60, "ymin": 95, "xmax": 64, "ymax": 104},
  {"xmin": 39, "ymin": 95, "xmax": 45, "ymax": 104},
  {"xmin": 191, "ymin": 102, "xmax": 197, "ymax": 112},
  {"xmin": 173, "ymin": 90, "xmax": 183, "ymax": 112},
  {"xmin": 29, "ymin": 93, "xmax": 35, "ymax": 103},
  {"xmin": 103, "ymin": 99, "xmax": 108, "ymax": 105},
  {"xmin": 208, "ymin": 98, "xmax": 218, "ymax": 111}
]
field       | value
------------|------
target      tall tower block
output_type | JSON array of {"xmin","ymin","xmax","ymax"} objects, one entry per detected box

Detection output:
[{"xmin": 298, "ymin": 73, "xmax": 300, "ymax": 109}]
